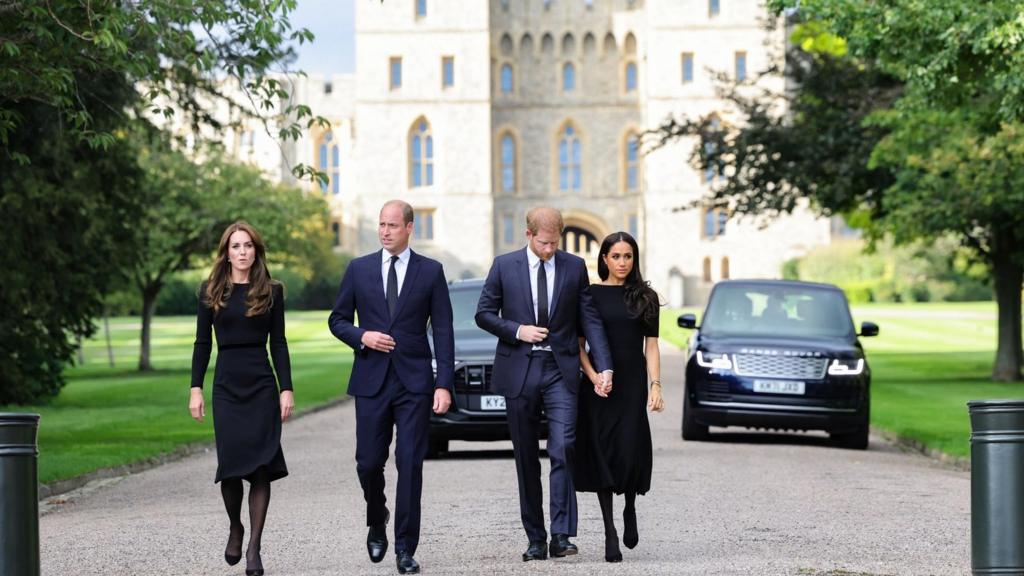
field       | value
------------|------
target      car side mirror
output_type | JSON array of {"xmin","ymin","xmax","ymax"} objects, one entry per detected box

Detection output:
[
  {"xmin": 678, "ymin": 313, "xmax": 698, "ymax": 329},
  {"xmin": 859, "ymin": 321, "xmax": 879, "ymax": 337}
]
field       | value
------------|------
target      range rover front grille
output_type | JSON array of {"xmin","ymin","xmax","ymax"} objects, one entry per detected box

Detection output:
[
  {"xmin": 732, "ymin": 354, "xmax": 828, "ymax": 380},
  {"xmin": 453, "ymin": 364, "xmax": 494, "ymax": 392}
]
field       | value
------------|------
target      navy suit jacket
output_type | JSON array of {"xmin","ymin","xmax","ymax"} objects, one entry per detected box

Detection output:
[
  {"xmin": 475, "ymin": 248, "xmax": 612, "ymax": 398},
  {"xmin": 328, "ymin": 249, "xmax": 455, "ymax": 397}
]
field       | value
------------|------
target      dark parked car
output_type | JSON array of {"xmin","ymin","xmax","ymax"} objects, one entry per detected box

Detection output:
[
  {"xmin": 427, "ymin": 279, "xmax": 546, "ymax": 457},
  {"xmin": 679, "ymin": 280, "xmax": 878, "ymax": 449}
]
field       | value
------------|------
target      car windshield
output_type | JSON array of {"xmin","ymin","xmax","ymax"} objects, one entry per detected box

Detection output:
[
  {"xmin": 701, "ymin": 284, "xmax": 855, "ymax": 339},
  {"xmin": 449, "ymin": 286, "xmax": 489, "ymax": 338}
]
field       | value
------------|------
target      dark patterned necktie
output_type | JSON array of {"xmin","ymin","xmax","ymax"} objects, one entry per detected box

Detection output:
[
  {"xmin": 537, "ymin": 261, "xmax": 549, "ymax": 328},
  {"xmin": 387, "ymin": 255, "xmax": 399, "ymax": 318}
]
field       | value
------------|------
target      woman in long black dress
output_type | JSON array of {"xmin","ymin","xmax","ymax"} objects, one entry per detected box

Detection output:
[
  {"xmin": 576, "ymin": 231, "xmax": 665, "ymax": 563},
  {"xmin": 189, "ymin": 221, "xmax": 294, "ymax": 576}
]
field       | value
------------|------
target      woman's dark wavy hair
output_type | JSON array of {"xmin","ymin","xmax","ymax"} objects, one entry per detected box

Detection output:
[{"xmin": 596, "ymin": 231, "xmax": 661, "ymax": 323}]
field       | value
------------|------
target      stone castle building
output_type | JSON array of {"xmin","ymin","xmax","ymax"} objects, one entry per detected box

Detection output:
[{"xmin": 223, "ymin": 0, "xmax": 839, "ymax": 306}]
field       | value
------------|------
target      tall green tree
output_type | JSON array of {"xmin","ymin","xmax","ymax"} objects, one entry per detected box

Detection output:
[
  {"xmin": 655, "ymin": 3, "xmax": 1024, "ymax": 380},
  {"xmin": 133, "ymin": 137, "xmax": 332, "ymax": 371},
  {"xmin": 1, "ymin": 1, "xmax": 325, "ymax": 402}
]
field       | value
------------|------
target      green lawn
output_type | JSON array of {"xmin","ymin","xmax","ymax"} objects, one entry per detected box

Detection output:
[
  {"xmin": 659, "ymin": 302, "xmax": 1024, "ymax": 458},
  {"xmin": 2, "ymin": 311, "xmax": 352, "ymax": 485}
]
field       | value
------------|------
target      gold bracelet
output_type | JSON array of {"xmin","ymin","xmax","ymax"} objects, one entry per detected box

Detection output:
[{"xmin": 650, "ymin": 380, "xmax": 661, "ymax": 387}]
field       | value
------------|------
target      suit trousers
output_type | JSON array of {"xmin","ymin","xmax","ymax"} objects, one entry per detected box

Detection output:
[
  {"xmin": 506, "ymin": 351, "xmax": 579, "ymax": 542},
  {"xmin": 355, "ymin": 363, "xmax": 432, "ymax": 556}
]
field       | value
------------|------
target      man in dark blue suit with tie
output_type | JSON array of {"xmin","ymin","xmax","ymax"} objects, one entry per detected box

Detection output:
[
  {"xmin": 476, "ymin": 206, "xmax": 613, "ymax": 562},
  {"xmin": 329, "ymin": 200, "xmax": 455, "ymax": 575}
]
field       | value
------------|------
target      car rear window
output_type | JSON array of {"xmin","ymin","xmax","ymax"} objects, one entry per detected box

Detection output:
[{"xmin": 702, "ymin": 284, "xmax": 855, "ymax": 339}]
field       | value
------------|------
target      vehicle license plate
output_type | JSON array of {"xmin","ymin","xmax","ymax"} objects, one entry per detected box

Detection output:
[
  {"xmin": 752, "ymin": 380, "xmax": 805, "ymax": 395},
  {"xmin": 480, "ymin": 395, "xmax": 506, "ymax": 410}
]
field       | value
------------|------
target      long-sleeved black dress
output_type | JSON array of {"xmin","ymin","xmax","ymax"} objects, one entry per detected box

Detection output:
[
  {"xmin": 575, "ymin": 284, "xmax": 656, "ymax": 495},
  {"xmin": 191, "ymin": 282, "xmax": 291, "ymax": 483}
]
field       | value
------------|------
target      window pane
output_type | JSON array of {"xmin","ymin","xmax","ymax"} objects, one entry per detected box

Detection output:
[
  {"xmin": 704, "ymin": 209, "xmax": 715, "ymax": 237},
  {"xmin": 501, "ymin": 135, "xmax": 515, "ymax": 192},
  {"xmin": 560, "ymin": 166, "xmax": 568, "ymax": 190},
  {"xmin": 332, "ymin": 145, "xmax": 339, "ymax": 168},
  {"xmin": 682, "ymin": 54, "xmax": 693, "ymax": 83},
  {"xmin": 626, "ymin": 63, "xmax": 637, "ymax": 91},
  {"xmin": 718, "ymin": 209, "xmax": 728, "ymax": 235},
  {"xmin": 572, "ymin": 166, "xmax": 581, "ymax": 190},
  {"xmin": 629, "ymin": 215, "xmax": 638, "ymax": 237},
  {"xmin": 414, "ymin": 218, "xmax": 422, "ymax": 239},
  {"xmin": 501, "ymin": 64, "xmax": 513, "ymax": 93},
  {"xmin": 412, "ymin": 135, "xmax": 421, "ymax": 161},
  {"xmin": 319, "ymin": 144, "xmax": 328, "ymax": 192},
  {"xmin": 736, "ymin": 52, "xmax": 746, "ymax": 81},
  {"xmin": 559, "ymin": 139, "xmax": 567, "ymax": 164},
  {"xmin": 443, "ymin": 57, "xmax": 454, "ymax": 87},
  {"xmin": 426, "ymin": 135, "xmax": 433, "ymax": 159},
  {"xmin": 417, "ymin": 0, "xmax": 426, "ymax": 16},
  {"xmin": 627, "ymin": 137, "xmax": 638, "ymax": 161},
  {"xmin": 563, "ymin": 63, "xmax": 575, "ymax": 91},
  {"xmin": 426, "ymin": 162, "xmax": 433, "ymax": 185},
  {"xmin": 426, "ymin": 212, "xmax": 434, "ymax": 239},
  {"xmin": 391, "ymin": 59, "xmax": 402, "ymax": 88},
  {"xmin": 332, "ymin": 171, "xmax": 340, "ymax": 195},
  {"xmin": 709, "ymin": 0, "xmax": 720, "ymax": 16}
]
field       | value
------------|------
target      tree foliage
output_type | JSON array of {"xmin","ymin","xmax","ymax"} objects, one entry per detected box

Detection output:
[
  {"xmin": 653, "ymin": 2, "xmax": 1024, "ymax": 380},
  {"xmin": 132, "ymin": 135, "xmax": 332, "ymax": 370},
  {"xmin": 0, "ymin": 1, "xmax": 325, "ymax": 402}
]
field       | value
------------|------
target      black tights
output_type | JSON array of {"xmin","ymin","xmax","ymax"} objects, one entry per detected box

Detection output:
[
  {"xmin": 221, "ymin": 468, "xmax": 272, "ymax": 570},
  {"xmin": 597, "ymin": 490, "xmax": 622, "ymax": 561}
]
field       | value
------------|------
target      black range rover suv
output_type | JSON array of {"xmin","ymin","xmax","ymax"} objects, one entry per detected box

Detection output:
[
  {"xmin": 427, "ymin": 279, "xmax": 546, "ymax": 457},
  {"xmin": 679, "ymin": 280, "xmax": 878, "ymax": 449}
]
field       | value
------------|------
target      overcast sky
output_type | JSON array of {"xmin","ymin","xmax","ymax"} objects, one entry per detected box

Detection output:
[{"xmin": 289, "ymin": 0, "xmax": 357, "ymax": 75}]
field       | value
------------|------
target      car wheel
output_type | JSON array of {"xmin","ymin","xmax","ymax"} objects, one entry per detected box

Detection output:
[
  {"xmin": 681, "ymin": 400, "xmax": 709, "ymax": 441},
  {"xmin": 426, "ymin": 437, "xmax": 449, "ymax": 459}
]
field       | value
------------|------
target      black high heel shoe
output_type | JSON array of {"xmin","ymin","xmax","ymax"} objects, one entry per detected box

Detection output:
[
  {"xmin": 245, "ymin": 545, "xmax": 263, "ymax": 576},
  {"xmin": 224, "ymin": 524, "xmax": 244, "ymax": 566},
  {"xmin": 605, "ymin": 530, "xmax": 623, "ymax": 563}
]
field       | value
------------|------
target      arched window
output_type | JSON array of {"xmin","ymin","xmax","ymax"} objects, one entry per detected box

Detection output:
[
  {"xmin": 500, "ymin": 133, "xmax": 516, "ymax": 193},
  {"xmin": 558, "ymin": 123, "xmax": 581, "ymax": 192},
  {"xmin": 703, "ymin": 257, "xmax": 712, "ymax": 283},
  {"xmin": 318, "ymin": 131, "xmax": 340, "ymax": 195},
  {"xmin": 501, "ymin": 63, "xmax": 514, "ymax": 94},
  {"xmin": 721, "ymin": 256, "xmax": 730, "ymax": 279},
  {"xmin": 562, "ymin": 62, "xmax": 576, "ymax": 91},
  {"xmin": 625, "ymin": 133, "xmax": 639, "ymax": 191},
  {"xmin": 625, "ymin": 61, "xmax": 638, "ymax": 92},
  {"xmin": 409, "ymin": 119, "xmax": 434, "ymax": 188}
]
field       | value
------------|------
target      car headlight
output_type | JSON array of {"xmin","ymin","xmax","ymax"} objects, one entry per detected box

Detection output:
[
  {"xmin": 696, "ymin": 350, "xmax": 733, "ymax": 370},
  {"xmin": 828, "ymin": 358, "xmax": 864, "ymax": 376}
]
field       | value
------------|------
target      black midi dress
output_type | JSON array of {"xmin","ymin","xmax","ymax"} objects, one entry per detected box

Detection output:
[
  {"xmin": 191, "ymin": 282, "xmax": 291, "ymax": 483},
  {"xmin": 575, "ymin": 284, "xmax": 657, "ymax": 495}
]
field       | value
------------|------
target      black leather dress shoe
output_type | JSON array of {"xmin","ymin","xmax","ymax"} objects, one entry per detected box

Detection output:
[
  {"xmin": 549, "ymin": 534, "xmax": 578, "ymax": 557},
  {"xmin": 522, "ymin": 541, "xmax": 548, "ymax": 562},
  {"xmin": 396, "ymin": 551, "xmax": 420, "ymax": 574},
  {"xmin": 366, "ymin": 508, "xmax": 390, "ymax": 564}
]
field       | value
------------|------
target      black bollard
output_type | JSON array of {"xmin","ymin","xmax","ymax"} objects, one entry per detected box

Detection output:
[
  {"xmin": 969, "ymin": 400, "xmax": 1024, "ymax": 575},
  {"xmin": 0, "ymin": 413, "xmax": 40, "ymax": 576}
]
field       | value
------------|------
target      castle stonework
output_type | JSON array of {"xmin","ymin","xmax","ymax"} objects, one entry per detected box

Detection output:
[{"xmin": 227, "ymin": 1, "xmax": 836, "ymax": 306}]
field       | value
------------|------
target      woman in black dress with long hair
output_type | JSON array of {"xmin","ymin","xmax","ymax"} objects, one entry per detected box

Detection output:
[
  {"xmin": 576, "ymin": 231, "xmax": 665, "ymax": 563},
  {"xmin": 189, "ymin": 221, "xmax": 294, "ymax": 576}
]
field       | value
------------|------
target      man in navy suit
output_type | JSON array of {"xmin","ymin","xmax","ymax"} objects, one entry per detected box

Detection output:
[
  {"xmin": 329, "ymin": 200, "xmax": 455, "ymax": 575},
  {"xmin": 475, "ymin": 206, "xmax": 613, "ymax": 562}
]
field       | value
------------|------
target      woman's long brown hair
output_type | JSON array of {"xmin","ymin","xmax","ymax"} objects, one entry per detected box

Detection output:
[{"xmin": 203, "ymin": 221, "xmax": 276, "ymax": 317}]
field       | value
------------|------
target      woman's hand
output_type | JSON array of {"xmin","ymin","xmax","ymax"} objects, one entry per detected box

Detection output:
[
  {"xmin": 648, "ymin": 382, "xmax": 664, "ymax": 412},
  {"xmin": 588, "ymin": 372, "xmax": 609, "ymax": 398},
  {"xmin": 189, "ymin": 388, "xmax": 205, "ymax": 423},
  {"xmin": 280, "ymin": 390, "xmax": 295, "ymax": 422}
]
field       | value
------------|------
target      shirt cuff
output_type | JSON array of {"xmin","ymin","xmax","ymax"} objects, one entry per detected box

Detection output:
[{"xmin": 515, "ymin": 325, "xmax": 522, "ymax": 341}]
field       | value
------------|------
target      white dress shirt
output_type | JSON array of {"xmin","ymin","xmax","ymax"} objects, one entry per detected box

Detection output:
[
  {"xmin": 381, "ymin": 246, "xmax": 412, "ymax": 297},
  {"xmin": 518, "ymin": 247, "xmax": 555, "ymax": 350}
]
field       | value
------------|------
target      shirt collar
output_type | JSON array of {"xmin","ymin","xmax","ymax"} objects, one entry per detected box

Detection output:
[
  {"xmin": 525, "ymin": 246, "xmax": 553, "ymax": 269},
  {"xmin": 383, "ymin": 246, "xmax": 412, "ymax": 265}
]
